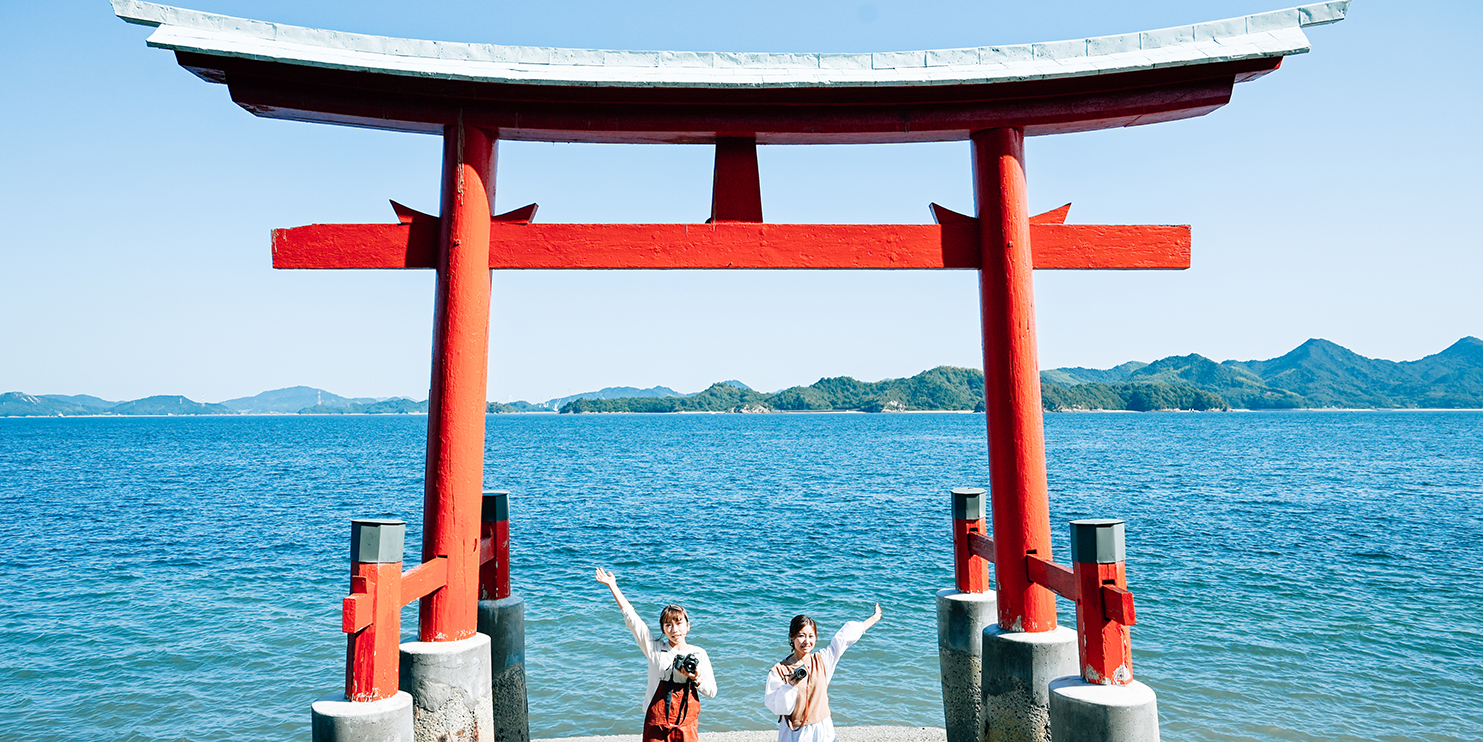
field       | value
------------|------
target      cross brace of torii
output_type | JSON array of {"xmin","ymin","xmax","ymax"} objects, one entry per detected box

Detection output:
[{"xmin": 114, "ymin": 0, "xmax": 1349, "ymax": 645}]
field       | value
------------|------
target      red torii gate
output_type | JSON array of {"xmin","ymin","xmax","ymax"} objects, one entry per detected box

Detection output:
[
  {"xmin": 113, "ymin": 0, "xmax": 1348, "ymax": 732},
  {"xmin": 274, "ymin": 129, "xmax": 1185, "ymax": 639}
]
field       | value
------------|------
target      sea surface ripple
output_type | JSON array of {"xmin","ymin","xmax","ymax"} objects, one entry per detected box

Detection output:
[{"xmin": 1, "ymin": 411, "xmax": 1480, "ymax": 740}]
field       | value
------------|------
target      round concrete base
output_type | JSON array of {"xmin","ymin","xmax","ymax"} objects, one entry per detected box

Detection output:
[
  {"xmin": 936, "ymin": 588, "xmax": 997, "ymax": 742},
  {"xmin": 311, "ymin": 690, "xmax": 414, "ymax": 742},
  {"xmin": 401, "ymin": 634, "xmax": 495, "ymax": 742},
  {"xmin": 981, "ymin": 625, "xmax": 1077, "ymax": 742},
  {"xmin": 1047, "ymin": 677, "xmax": 1159, "ymax": 742},
  {"xmin": 478, "ymin": 596, "xmax": 529, "ymax": 742}
]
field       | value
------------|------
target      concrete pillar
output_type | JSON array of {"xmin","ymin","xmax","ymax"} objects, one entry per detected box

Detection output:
[
  {"xmin": 937, "ymin": 588, "xmax": 997, "ymax": 742},
  {"xmin": 311, "ymin": 691, "xmax": 414, "ymax": 742},
  {"xmin": 1048, "ymin": 677, "xmax": 1159, "ymax": 742},
  {"xmin": 478, "ymin": 595, "xmax": 529, "ymax": 742},
  {"xmin": 982, "ymin": 625, "xmax": 1077, "ymax": 742},
  {"xmin": 400, "ymin": 634, "xmax": 495, "ymax": 742}
]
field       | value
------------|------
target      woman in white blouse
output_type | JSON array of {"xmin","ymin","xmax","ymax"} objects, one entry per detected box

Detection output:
[
  {"xmin": 596, "ymin": 567, "xmax": 718, "ymax": 742},
  {"xmin": 763, "ymin": 605, "xmax": 883, "ymax": 742}
]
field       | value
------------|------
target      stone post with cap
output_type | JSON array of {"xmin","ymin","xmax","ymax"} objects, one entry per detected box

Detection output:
[
  {"xmin": 476, "ymin": 490, "xmax": 528, "ymax": 742},
  {"xmin": 937, "ymin": 487, "xmax": 997, "ymax": 742},
  {"xmin": 311, "ymin": 519, "xmax": 415, "ymax": 742},
  {"xmin": 1048, "ymin": 519, "xmax": 1159, "ymax": 742}
]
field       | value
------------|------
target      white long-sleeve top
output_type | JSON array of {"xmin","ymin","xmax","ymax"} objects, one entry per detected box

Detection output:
[
  {"xmin": 619, "ymin": 600, "xmax": 718, "ymax": 712},
  {"xmin": 763, "ymin": 621, "xmax": 866, "ymax": 742}
]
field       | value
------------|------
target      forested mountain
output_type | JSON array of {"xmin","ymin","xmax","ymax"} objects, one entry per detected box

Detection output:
[
  {"xmin": 561, "ymin": 337, "xmax": 1483, "ymax": 414},
  {"xmin": 4, "ymin": 338, "xmax": 1479, "ymax": 416},
  {"xmin": 562, "ymin": 366, "xmax": 1214, "ymax": 414},
  {"xmin": 221, "ymin": 386, "xmax": 377, "ymax": 414}
]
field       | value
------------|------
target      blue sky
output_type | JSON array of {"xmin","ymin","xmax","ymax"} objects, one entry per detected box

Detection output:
[{"xmin": 3, "ymin": 1, "xmax": 1478, "ymax": 404}]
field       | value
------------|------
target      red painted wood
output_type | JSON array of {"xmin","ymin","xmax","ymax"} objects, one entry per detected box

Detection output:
[
  {"xmin": 1029, "ymin": 204, "xmax": 1071, "ymax": 225},
  {"xmin": 1025, "ymin": 554, "xmax": 1076, "ymax": 601},
  {"xmin": 973, "ymin": 127, "xmax": 1057, "ymax": 633},
  {"xmin": 272, "ymin": 221, "xmax": 1188, "ymax": 271},
  {"xmin": 1073, "ymin": 560, "xmax": 1134, "ymax": 685},
  {"xmin": 342, "ymin": 593, "xmax": 372, "ymax": 634},
  {"xmin": 419, "ymin": 122, "xmax": 495, "ymax": 642},
  {"xmin": 952, "ymin": 516, "xmax": 991, "ymax": 593},
  {"xmin": 399, "ymin": 556, "xmax": 449, "ymax": 605},
  {"xmin": 477, "ymin": 518, "xmax": 511, "ymax": 600},
  {"xmin": 967, "ymin": 532, "xmax": 996, "ymax": 563},
  {"xmin": 479, "ymin": 534, "xmax": 495, "ymax": 567},
  {"xmin": 345, "ymin": 560, "xmax": 402, "ymax": 702},
  {"xmin": 1101, "ymin": 584, "xmax": 1136, "ymax": 626},
  {"xmin": 194, "ymin": 50, "xmax": 1276, "ymax": 142},
  {"xmin": 711, "ymin": 137, "xmax": 763, "ymax": 223},
  {"xmin": 494, "ymin": 203, "xmax": 539, "ymax": 224}
]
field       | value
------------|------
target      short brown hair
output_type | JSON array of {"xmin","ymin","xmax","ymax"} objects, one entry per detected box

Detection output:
[{"xmin": 659, "ymin": 604, "xmax": 689, "ymax": 627}]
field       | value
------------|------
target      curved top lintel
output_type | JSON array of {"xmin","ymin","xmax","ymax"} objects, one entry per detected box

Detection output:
[{"xmin": 112, "ymin": 0, "xmax": 1347, "ymax": 91}]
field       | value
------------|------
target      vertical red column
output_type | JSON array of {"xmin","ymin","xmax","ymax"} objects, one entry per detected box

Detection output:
[
  {"xmin": 971, "ymin": 128, "xmax": 1056, "ymax": 633},
  {"xmin": 420, "ymin": 120, "xmax": 495, "ymax": 642},
  {"xmin": 951, "ymin": 486, "xmax": 990, "ymax": 593}
]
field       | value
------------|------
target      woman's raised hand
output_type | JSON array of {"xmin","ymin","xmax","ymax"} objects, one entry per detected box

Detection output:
[
  {"xmin": 863, "ymin": 603, "xmax": 883, "ymax": 629},
  {"xmin": 595, "ymin": 567, "xmax": 617, "ymax": 586}
]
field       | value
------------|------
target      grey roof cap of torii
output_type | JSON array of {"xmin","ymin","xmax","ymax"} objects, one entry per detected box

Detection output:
[{"xmin": 112, "ymin": 0, "xmax": 1348, "ymax": 91}]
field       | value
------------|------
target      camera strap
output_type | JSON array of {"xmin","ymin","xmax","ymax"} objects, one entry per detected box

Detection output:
[{"xmin": 662, "ymin": 678, "xmax": 696, "ymax": 726}]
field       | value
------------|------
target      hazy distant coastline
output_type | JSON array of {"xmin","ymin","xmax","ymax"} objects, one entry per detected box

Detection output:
[{"xmin": 4, "ymin": 337, "xmax": 1480, "ymax": 417}]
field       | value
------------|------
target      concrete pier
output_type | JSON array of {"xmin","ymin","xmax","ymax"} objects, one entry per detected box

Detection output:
[
  {"xmin": 981, "ymin": 626, "xmax": 1077, "ymax": 742},
  {"xmin": 311, "ymin": 691, "xmax": 414, "ymax": 742},
  {"xmin": 400, "ymin": 634, "xmax": 495, "ymax": 742},
  {"xmin": 478, "ymin": 595, "xmax": 529, "ymax": 742},
  {"xmin": 936, "ymin": 588, "xmax": 997, "ymax": 742},
  {"xmin": 1048, "ymin": 677, "xmax": 1159, "ymax": 742}
]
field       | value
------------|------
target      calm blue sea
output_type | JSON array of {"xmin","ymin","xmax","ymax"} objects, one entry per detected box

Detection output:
[{"xmin": 2, "ymin": 411, "xmax": 1481, "ymax": 741}]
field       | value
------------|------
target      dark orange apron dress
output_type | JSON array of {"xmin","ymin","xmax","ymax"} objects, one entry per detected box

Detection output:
[{"xmin": 642, "ymin": 679, "xmax": 699, "ymax": 742}]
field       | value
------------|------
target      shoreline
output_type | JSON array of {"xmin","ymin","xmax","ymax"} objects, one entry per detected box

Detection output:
[
  {"xmin": 536, "ymin": 727, "xmax": 948, "ymax": 742},
  {"xmin": 6, "ymin": 407, "xmax": 1483, "ymax": 419}
]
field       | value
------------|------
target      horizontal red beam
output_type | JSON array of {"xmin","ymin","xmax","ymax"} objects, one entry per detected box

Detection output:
[
  {"xmin": 479, "ymin": 534, "xmax": 495, "ymax": 566},
  {"xmin": 399, "ymin": 556, "xmax": 448, "ymax": 606},
  {"xmin": 1027, "ymin": 554, "xmax": 1077, "ymax": 600},
  {"xmin": 191, "ymin": 50, "xmax": 1279, "ymax": 143},
  {"xmin": 272, "ymin": 221, "xmax": 1188, "ymax": 271},
  {"xmin": 342, "ymin": 592, "xmax": 373, "ymax": 633},
  {"xmin": 1102, "ymin": 585, "xmax": 1137, "ymax": 625},
  {"xmin": 968, "ymin": 532, "xmax": 996, "ymax": 563}
]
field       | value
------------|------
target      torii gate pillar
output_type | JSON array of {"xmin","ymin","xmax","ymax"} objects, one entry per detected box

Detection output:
[
  {"xmin": 395, "ymin": 121, "xmax": 499, "ymax": 742},
  {"xmin": 973, "ymin": 128, "xmax": 1057, "ymax": 634},
  {"xmin": 420, "ymin": 121, "xmax": 495, "ymax": 642}
]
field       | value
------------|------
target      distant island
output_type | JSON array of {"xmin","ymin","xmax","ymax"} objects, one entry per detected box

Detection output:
[{"xmin": 2, "ymin": 337, "xmax": 1480, "ymax": 417}]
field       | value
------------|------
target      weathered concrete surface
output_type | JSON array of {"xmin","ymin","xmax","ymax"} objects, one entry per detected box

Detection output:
[
  {"xmin": 479, "ymin": 596, "xmax": 529, "ymax": 742},
  {"xmin": 981, "ymin": 626, "xmax": 1077, "ymax": 742},
  {"xmin": 1048, "ymin": 677, "xmax": 1159, "ymax": 742},
  {"xmin": 401, "ymin": 634, "xmax": 495, "ymax": 742},
  {"xmin": 535, "ymin": 726, "xmax": 947, "ymax": 742},
  {"xmin": 311, "ymin": 690, "xmax": 414, "ymax": 742},
  {"xmin": 936, "ymin": 588, "xmax": 998, "ymax": 742}
]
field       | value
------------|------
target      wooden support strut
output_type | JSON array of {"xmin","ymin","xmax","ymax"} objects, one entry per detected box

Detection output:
[
  {"xmin": 479, "ymin": 491, "xmax": 511, "ymax": 600},
  {"xmin": 951, "ymin": 487, "xmax": 991, "ymax": 593},
  {"xmin": 710, "ymin": 136, "xmax": 763, "ymax": 223}
]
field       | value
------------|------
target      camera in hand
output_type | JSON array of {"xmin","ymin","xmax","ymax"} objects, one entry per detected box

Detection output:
[
  {"xmin": 788, "ymin": 666, "xmax": 807, "ymax": 682},
  {"xmin": 672, "ymin": 653, "xmax": 699, "ymax": 676}
]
